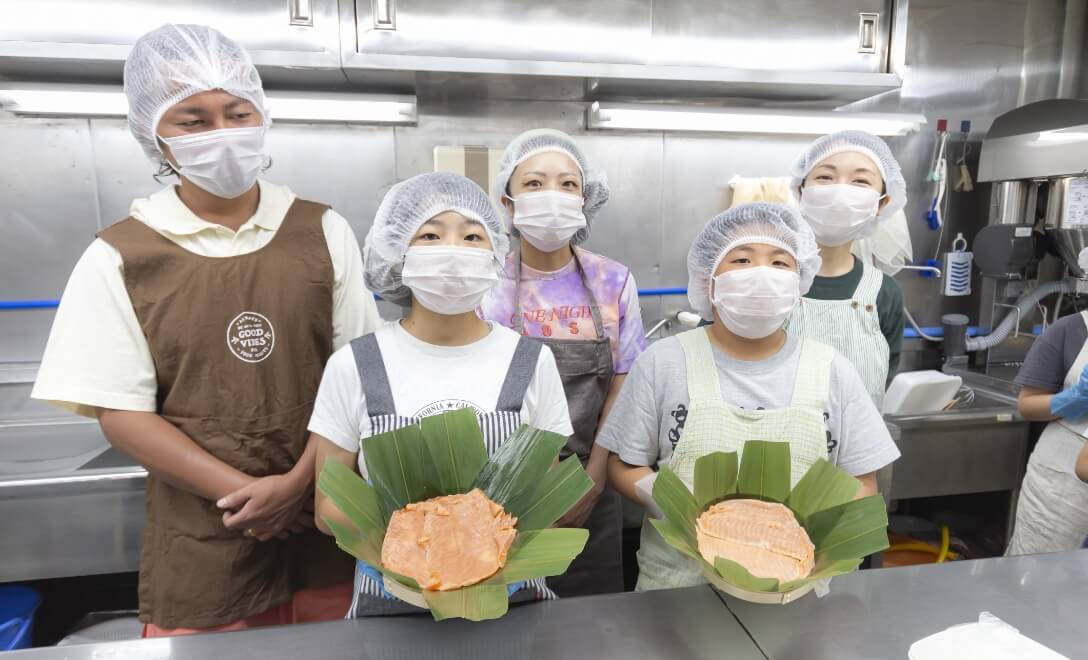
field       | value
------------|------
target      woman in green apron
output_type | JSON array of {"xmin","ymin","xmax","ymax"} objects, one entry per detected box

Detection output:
[
  {"xmin": 786, "ymin": 130, "xmax": 907, "ymax": 410},
  {"xmin": 598, "ymin": 203, "xmax": 900, "ymax": 590},
  {"xmin": 479, "ymin": 129, "xmax": 647, "ymax": 596}
]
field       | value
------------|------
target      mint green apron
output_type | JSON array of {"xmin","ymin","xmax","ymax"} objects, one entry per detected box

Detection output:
[
  {"xmin": 635, "ymin": 327, "xmax": 834, "ymax": 591},
  {"xmin": 787, "ymin": 260, "xmax": 889, "ymax": 409}
]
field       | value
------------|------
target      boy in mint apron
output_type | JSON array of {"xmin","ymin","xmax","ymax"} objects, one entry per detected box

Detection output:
[{"xmin": 597, "ymin": 203, "xmax": 900, "ymax": 590}]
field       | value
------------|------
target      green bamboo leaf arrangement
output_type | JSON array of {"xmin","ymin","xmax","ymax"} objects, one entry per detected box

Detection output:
[
  {"xmin": 318, "ymin": 408, "xmax": 593, "ymax": 621},
  {"xmin": 650, "ymin": 440, "xmax": 889, "ymax": 600}
]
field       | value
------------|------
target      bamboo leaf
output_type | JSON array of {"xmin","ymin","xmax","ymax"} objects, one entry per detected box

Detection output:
[
  {"xmin": 472, "ymin": 424, "xmax": 566, "ymax": 507},
  {"xmin": 423, "ymin": 582, "xmax": 509, "ymax": 622},
  {"xmin": 712, "ymin": 556, "xmax": 780, "ymax": 592},
  {"xmin": 785, "ymin": 459, "xmax": 861, "ymax": 521},
  {"xmin": 805, "ymin": 494, "xmax": 890, "ymax": 559},
  {"xmin": 419, "ymin": 408, "xmax": 489, "ymax": 495},
  {"xmin": 736, "ymin": 441, "xmax": 791, "ymax": 503},
  {"xmin": 325, "ymin": 518, "xmax": 383, "ymax": 567},
  {"xmin": 317, "ymin": 458, "xmax": 387, "ymax": 535},
  {"xmin": 693, "ymin": 452, "xmax": 739, "ymax": 510},
  {"xmin": 648, "ymin": 517, "xmax": 701, "ymax": 561},
  {"xmin": 779, "ymin": 558, "xmax": 862, "ymax": 592},
  {"xmin": 652, "ymin": 466, "xmax": 701, "ymax": 530},
  {"xmin": 498, "ymin": 529, "xmax": 589, "ymax": 583},
  {"xmin": 507, "ymin": 456, "xmax": 594, "ymax": 529},
  {"xmin": 363, "ymin": 423, "xmax": 429, "ymax": 516}
]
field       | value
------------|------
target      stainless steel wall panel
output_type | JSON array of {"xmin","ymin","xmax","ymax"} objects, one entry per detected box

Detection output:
[
  {"xmin": 0, "ymin": 118, "xmax": 99, "ymax": 363},
  {"xmin": 658, "ymin": 135, "xmax": 816, "ymax": 294},
  {"xmin": 261, "ymin": 124, "xmax": 398, "ymax": 239},
  {"xmin": 88, "ymin": 119, "xmax": 163, "ymax": 226}
]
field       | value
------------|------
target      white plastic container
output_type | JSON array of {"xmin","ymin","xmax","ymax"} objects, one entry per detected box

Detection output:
[{"xmin": 883, "ymin": 371, "xmax": 964, "ymax": 415}]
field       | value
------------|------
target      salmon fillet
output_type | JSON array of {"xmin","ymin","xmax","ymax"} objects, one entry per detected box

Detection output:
[
  {"xmin": 381, "ymin": 488, "xmax": 518, "ymax": 591},
  {"xmin": 696, "ymin": 499, "xmax": 815, "ymax": 583}
]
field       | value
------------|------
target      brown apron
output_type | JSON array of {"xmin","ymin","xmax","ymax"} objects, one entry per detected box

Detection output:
[
  {"xmin": 514, "ymin": 248, "xmax": 623, "ymax": 597},
  {"xmin": 97, "ymin": 199, "xmax": 353, "ymax": 628}
]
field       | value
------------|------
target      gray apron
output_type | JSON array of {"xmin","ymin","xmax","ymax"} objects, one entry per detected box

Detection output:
[
  {"xmin": 515, "ymin": 249, "xmax": 624, "ymax": 597},
  {"xmin": 345, "ymin": 331, "xmax": 556, "ymax": 617}
]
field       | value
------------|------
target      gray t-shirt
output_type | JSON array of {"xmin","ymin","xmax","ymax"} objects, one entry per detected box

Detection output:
[
  {"xmin": 1015, "ymin": 312, "xmax": 1088, "ymax": 392},
  {"xmin": 597, "ymin": 332, "xmax": 900, "ymax": 477}
]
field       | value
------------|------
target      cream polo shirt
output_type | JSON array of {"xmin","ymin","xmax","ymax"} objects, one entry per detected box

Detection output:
[{"xmin": 31, "ymin": 180, "xmax": 381, "ymax": 418}]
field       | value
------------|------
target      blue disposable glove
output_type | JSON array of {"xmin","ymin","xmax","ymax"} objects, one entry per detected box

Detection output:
[
  {"xmin": 357, "ymin": 560, "xmax": 395, "ymax": 600},
  {"xmin": 1050, "ymin": 366, "xmax": 1088, "ymax": 419},
  {"xmin": 507, "ymin": 581, "xmax": 526, "ymax": 597}
]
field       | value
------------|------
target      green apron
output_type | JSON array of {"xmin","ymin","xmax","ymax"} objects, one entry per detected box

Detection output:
[{"xmin": 635, "ymin": 327, "xmax": 833, "ymax": 591}]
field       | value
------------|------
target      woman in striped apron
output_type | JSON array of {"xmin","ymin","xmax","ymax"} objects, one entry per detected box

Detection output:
[
  {"xmin": 309, "ymin": 173, "xmax": 574, "ymax": 615},
  {"xmin": 479, "ymin": 129, "xmax": 647, "ymax": 597},
  {"xmin": 599, "ymin": 203, "xmax": 900, "ymax": 589},
  {"xmin": 786, "ymin": 130, "xmax": 908, "ymax": 410}
]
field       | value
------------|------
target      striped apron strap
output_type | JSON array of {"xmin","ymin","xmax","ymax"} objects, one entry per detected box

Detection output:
[
  {"xmin": 855, "ymin": 260, "xmax": 884, "ymax": 307},
  {"xmin": 350, "ymin": 333, "xmax": 396, "ymax": 417},
  {"xmin": 790, "ymin": 339, "xmax": 834, "ymax": 409},
  {"xmin": 495, "ymin": 336, "xmax": 543, "ymax": 412},
  {"xmin": 677, "ymin": 328, "xmax": 723, "ymax": 404}
]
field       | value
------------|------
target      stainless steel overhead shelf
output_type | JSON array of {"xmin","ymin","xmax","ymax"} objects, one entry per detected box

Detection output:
[{"xmin": 1, "ymin": 0, "xmax": 908, "ymax": 106}]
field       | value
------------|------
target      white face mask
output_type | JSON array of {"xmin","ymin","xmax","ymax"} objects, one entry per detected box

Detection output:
[
  {"xmin": 401, "ymin": 246, "xmax": 499, "ymax": 315},
  {"xmin": 158, "ymin": 126, "xmax": 267, "ymax": 199},
  {"xmin": 711, "ymin": 266, "xmax": 800, "ymax": 339},
  {"xmin": 509, "ymin": 190, "xmax": 587, "ymax": 252},
  {"xmin": 799, "ymin": 184, "xmax": 882, "ymax": 247}
]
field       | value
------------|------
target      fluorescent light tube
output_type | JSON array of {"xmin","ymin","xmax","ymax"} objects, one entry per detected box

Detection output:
[
  {"xmin": 0, "ymin": 84, "xmax": 417, "ymax": 125},
  {"xmin": 587, "ymin": 102, "xmax": 926, "ymax": 137},
  {"xmin": 0, "ymin": 85, "xmax": 129, "ymax": 117},
  {"xmin": 265, "ymin": 91, "xmax": 416, "ymax": 124}
]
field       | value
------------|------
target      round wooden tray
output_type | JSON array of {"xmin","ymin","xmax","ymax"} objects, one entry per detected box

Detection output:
[
  {"xmin": 384, "ymin": 577, "xmax": 430, "ymax": 609},
  {"xmin": 705, "ymin": 568, "xmax": 817, "ymax": 605}
]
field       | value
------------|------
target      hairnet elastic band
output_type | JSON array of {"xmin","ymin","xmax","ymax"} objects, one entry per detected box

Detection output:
[{"xmin": 712, "ymin": 236, "xmax": 798, "ymax": 275}]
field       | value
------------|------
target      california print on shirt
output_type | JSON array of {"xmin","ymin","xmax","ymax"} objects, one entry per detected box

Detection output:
[{"xmin": 413, "ymin": 399, "xmax": 486, "ymax": 418}]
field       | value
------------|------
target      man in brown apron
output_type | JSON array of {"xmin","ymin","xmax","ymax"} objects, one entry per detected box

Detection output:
[{"xmin": 31, "ymin": 24, "xmax": 378, "ymax": 633}]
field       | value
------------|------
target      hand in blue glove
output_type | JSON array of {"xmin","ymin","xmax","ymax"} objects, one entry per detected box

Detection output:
[
  {"xmin": 357, "ymin": 560, "xmax": 395, "ymax": 600},
  {"xmin": 1050, "ymin": 365, "xmax": 1088, "ymax": 419}
]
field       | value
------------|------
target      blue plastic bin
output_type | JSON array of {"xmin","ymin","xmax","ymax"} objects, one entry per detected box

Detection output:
[{"xmin": 0, "ymin": 586, "xmax": 41, "ymax": 651}]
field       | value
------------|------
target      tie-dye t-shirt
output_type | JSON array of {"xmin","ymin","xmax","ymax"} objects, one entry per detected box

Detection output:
[{"xmin": 479, "ymin": 249, "xmax": 647, "ymax": 373}]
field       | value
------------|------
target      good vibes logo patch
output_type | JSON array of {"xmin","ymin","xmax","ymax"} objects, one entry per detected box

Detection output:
[{"xmin": 227, "ymin": 312, "xmax": 275, "ymax": 363}]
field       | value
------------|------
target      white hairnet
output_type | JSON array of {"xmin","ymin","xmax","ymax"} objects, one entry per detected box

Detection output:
[
  {"xmin": 687, "ymin": 203, "xmax": 822, "ymax": 319},
  {"xmin": 124, "ymin": 24, "xmax": 269, "ymax": 162},
  {"xmin": 364, "ymin": 172, "xmax": 509, "ymax": 306},
  {"xmin": 493, "ymin": 128, "xmax": 609, "ymax": 245},
  {"xmin": 789, "ymin": 130, "xmax": 908, "ymax": 231}
]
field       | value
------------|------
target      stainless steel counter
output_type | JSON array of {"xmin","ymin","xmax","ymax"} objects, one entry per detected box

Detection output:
[
  {"xmin": 6, "ymin": 586, "xmax": 764, "ymax": 660},
  {"xmin": 0, "ymin": 449, "xmax": 146, "ymax": 582},
  {"xmin": 718, "ymin": 551, "xmax": 1088, "ymax": 660},
  {"xmin": 882, "ymin": 373, "xmax": 1032, "ymax": 546}
]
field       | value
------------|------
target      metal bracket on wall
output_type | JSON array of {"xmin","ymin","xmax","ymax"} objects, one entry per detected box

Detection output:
[
  {"xmin": 288, "ymin": 0, "xmax": 314, "ymax": 27},
  {"xmin": 992, "ymin": 303, "xmax": 1023, "ymax": 339},
  {"xmin": 373, "ymin": 0, "xmax": 397, "ymax": 30}
]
